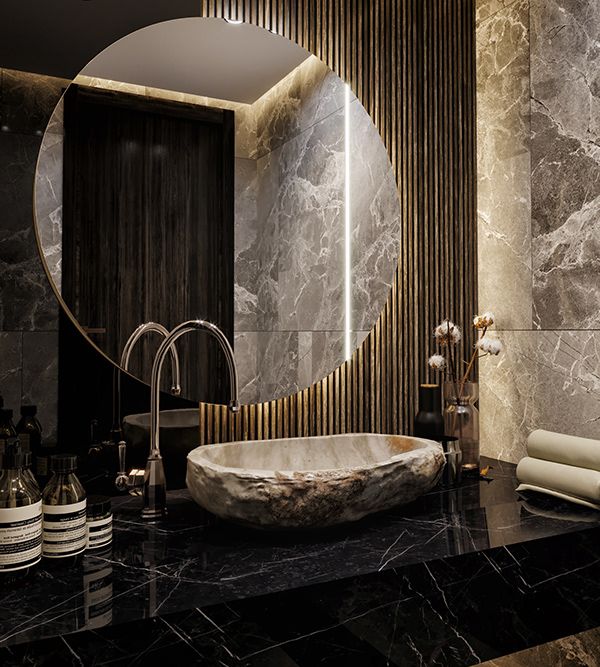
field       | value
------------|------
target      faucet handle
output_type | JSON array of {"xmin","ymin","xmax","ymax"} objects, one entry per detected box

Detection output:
[
  {"xmin": 115, "ymin": 441, "xmax": 146, "ymax": 494},
  {"xmin": 127, "ymin": 469, "xmax": 145, "ymax": 494}
]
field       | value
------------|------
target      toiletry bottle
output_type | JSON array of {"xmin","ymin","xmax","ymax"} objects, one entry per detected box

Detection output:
[
  {"xmin": 414, "ymin": 384, "xmax": 444, "ymax": 440},
  {"xmin": 0, "ymin": 439, "xmax": 43, "ymax": 577},
  {"xmin": 22, "ymin": 449, "xmax": 41, "ymax": 498},
  {"xmin": 0, "ymin": 409, "xmax": 17, "ymax": 458},
  {"xmin": 86, "ymin": 496, "xmax": 112, "ymax": 551},
  {"xmin": 42, "ymin": 455, "xmax": 87, "ymax": 564},
  {"xmin": 17, "ymin": 405, "xmax": 52, "ymax": 483},
  {"xmin": 16, "ymin": 405, "xmax": 42, "ymax": 454}
]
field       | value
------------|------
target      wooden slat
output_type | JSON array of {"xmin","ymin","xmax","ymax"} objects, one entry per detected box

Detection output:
[{"xmin": 198, "ymin": 0, "xmax": 477, "ymax": 444}]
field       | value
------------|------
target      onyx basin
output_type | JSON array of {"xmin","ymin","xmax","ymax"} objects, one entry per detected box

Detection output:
[{"xmin": 186, "ymin": 433, "xmax": 445, "ymax": 529}]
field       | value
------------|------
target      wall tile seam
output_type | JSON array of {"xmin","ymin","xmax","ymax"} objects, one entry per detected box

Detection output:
[
  {"xmin": 253, "ymin": 96, "xmax": 356, "ymax": 161},
  {"xmin": 475, "ymin": 0, "xmax": 524, "ymax": 29}
]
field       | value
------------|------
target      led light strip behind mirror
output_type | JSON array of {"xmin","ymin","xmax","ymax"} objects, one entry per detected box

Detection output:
[{"xmin": 344, "ymin": 84, "xmax": 352, "ymax": 360}]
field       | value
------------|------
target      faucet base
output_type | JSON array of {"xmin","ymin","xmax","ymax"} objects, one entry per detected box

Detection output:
[{"xmin": 142, "ymin": 455, "xmax": 168, "ymax": 521}]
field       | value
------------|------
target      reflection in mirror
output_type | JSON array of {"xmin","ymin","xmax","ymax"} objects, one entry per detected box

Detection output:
[{"xmin": 34, "ymin": 17, "xmax": 401, "ymax": 405}]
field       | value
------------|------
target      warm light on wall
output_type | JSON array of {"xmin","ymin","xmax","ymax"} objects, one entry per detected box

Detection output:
[{"xmin": 344, "ymin": 83, "xmax": 352, "ymax": 360}]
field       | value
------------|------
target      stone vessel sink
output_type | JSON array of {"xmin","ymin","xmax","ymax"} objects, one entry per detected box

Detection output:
[{"xmin": 186, "ymin": 433, "xmax": 445, "ymax": 529}]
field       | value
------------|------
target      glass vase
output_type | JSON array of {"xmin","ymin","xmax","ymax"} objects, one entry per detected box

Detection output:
[{"xmin": 443, "ymin": 381, "xmax": 479, "ymax": 474}]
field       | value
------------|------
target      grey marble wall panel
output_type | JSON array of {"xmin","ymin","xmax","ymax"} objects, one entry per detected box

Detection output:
[
  {"xmin": 476, "ymin": 0, "xmax": 521, "ymax": 24},
  {"xmin": 234, "ymin": 331, "xmax": 260, "ymax": 404},
  {"xmin": 233, "ymin": 157, "xmax": 259, "ymax": 330},
  {"xmin": 0, "ymin": 332, "xmax": 22, "ymax": 416},
  {"xmin": 530, "ymin": 0, "xmax": 600, "ymax": 330},
  {"xmin": 260, "ymin": 107, "xmax": 346, "ymax": 332},
  {"xmin": 477, "ymin": 0, "xmax": 600, "ymax": 463},
  {"xmin": 0, "ymin": 331, "xmax": 58, "ymax": 442},
  {"xmin": 235, "ymin": 331, "xmax": 299, "ymax": 404},
  {"xmin": 476, "ymin": 0, "xmax": 532, "ymax": 329},
  {"xmin": 0, "ymin": 68, "xmax": 65, "ymax": 449},
  {"xmin": 34, "ymin": 127, "xmax": 63, "ymax": 291},
  {"xmin": 480, "ymin": 330, "xmax": 600, "ymax": 462},
  {"xmin": 349, "ymin": 99, "xmax": 401, "ymax": 331},
  {"xmin": 236, "ymin": 330, "xmax": 371, "ymax": 405},
  {"xmin": 22, "ymin": 332, "xmax": 58, "ymax": 442},
  {"xmin": 254, "ymin": 55, "xmax": 346, "ymax": 158},
  {"xmin": 298, "ymin": 331, "xmax": 367, "ymax": 394},
  {"xmin": 0, "ymin": 132, "xmax": 59, "ymax": 330}
]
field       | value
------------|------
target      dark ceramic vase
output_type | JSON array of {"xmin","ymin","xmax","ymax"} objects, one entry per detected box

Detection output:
[{"xmin": 414, "ymin": 384, "xmax": 444, "ymax": 440}]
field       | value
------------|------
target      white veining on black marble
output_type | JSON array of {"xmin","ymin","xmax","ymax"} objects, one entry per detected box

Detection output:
[{"xmin": 1, "ymin": 457, "xmax": 599, "ymax": 658}]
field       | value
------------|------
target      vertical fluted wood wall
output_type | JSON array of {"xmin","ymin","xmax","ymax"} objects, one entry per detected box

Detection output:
[{"xmin": 197, "ymin": 0, "xmax": 477, "ymax": 444}]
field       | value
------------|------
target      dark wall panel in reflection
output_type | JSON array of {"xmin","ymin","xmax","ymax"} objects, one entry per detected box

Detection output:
[{"xmin": 62, "ymin": 85, "xmax": 235, "ymax": 402}]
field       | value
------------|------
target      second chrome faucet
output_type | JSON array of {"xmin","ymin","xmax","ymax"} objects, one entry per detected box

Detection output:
[{"xmin": 143, "ymin": 319, "xmax": 240, "ymax": 521}]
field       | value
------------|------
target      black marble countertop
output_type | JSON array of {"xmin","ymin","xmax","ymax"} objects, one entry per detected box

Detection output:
[{"xmin": 2, "ymin": 456, "xmax": 600, "ymax": 665}]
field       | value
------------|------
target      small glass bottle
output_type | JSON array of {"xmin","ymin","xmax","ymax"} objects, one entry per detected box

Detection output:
[
  {"xmin": 42, "ymin": 455, "xmax": 87, "ymax": 564},
  {"xmin": 443, "ymin": 381, "xmax": 480, "ymax": 474},
  {"xmin": 22, "ymin": 450, "xmax": 41, "ymax": 498},
  {"xmin": 0, "ymin": 439, "xmax": 43, "ymax": 578},
  {"xmin": 86, "ymin": 496, "xmax": 112, "ymax": 551},
  {"xmin": 16, "ymin": 405, "xmax": 42, "ymax": 453}
]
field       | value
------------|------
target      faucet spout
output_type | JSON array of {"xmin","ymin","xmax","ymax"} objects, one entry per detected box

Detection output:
[
  {"xmin": 143, "ymin": 319, "xmax": 240, "ymax": 521},
  {"xmin": 121, "ymin": 322, "xmax": 181, "ymax": 396}
]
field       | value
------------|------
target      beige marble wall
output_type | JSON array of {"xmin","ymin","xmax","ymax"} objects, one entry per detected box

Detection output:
[{"xmin": 477, "ymin": 0, "xmax": 600, "ymax": 462}]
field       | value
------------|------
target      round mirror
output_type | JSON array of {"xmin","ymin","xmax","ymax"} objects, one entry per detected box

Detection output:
[{"xmin": 34, "ymin": 17, "xmax": 400, "ymax": 405}]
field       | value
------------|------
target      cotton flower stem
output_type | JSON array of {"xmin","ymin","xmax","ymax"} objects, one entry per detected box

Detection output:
[
  {"xmin": 459, "ymin": 326, "xmax": 487, "ymax": 395},
  {"xmin": 446, "ymin": 320, "xmax": 461, "ymax": 402}
]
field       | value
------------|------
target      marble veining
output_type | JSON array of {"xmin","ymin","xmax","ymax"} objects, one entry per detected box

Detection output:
[
  {"xmin": 476, "ymin": 0, "xmax": 532, "ymax": 330},
  {"xmin": 0, "ymin": 332, "xmax": 22, "ymax": 412},
  {"xmin": 0, "ymin": 132, "xmax": 59, "ymax": 331},
  {"xmin": 477, "ymin": 0, "xmax": 600, "ymax": 463},
  {"xmin": 530, "ymin": 0, "xmax": 600, "ymax": 330},
  {"xmin": 2, "ymin": 458, "xmax": 600, "ymax": 665},
  {"xmin": 480, "ymin": 330, "xmax": 600, "ymax": 462},
  {"xmin": 253, "ymin": 55, "xmax": 348, "ymax": 158},
  {"xmin": 257, "ymin": 107, "xmax": 346, "ymax": 332},
  {"xmin": 186, "ymin": 434, "xmax": 445, "ymax": 528},
  {"xmin": 0, "ymin": 69, "xmax": 63, "ymax": 441}
]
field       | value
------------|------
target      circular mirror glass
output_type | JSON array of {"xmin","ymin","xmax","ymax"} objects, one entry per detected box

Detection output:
[{"xmin": 34, "ymin": 17, "xmax": 400, "ymax": 405}]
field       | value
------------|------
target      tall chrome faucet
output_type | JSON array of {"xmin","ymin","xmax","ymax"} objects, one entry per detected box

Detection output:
[
  {"xmin": 143, "ymin": 319, "xmax": 240, "ymax": 521},
  {"xmin": 120, "ymin": 322, "xmax": 181, "ymax": 396}
]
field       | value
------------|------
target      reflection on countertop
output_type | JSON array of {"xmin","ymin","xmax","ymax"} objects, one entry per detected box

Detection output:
[
  {"xmin": 480, "ymin": 626, "xmax": 600, "ymax": 666},
  {"xmin": 2, "ymin": 456, "xmax": 600, "ymax": 665}
]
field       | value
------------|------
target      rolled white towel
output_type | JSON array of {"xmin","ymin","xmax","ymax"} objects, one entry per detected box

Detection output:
[
  {"xmin": 516, "ymin": 457, "xmax": 600, "ymax": 510},
  {"xmin": 527, "ymin": 430, "xmax": 600, "ymax": 472}
]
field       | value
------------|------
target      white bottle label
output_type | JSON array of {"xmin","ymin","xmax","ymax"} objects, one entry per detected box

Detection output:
[
  {"xmin": 0, "ymin": 500, "xmax": 42, "ymax": 572},
  {"xmin": 42, "ymin": 499, "xmax": 87, "ymax": 558},
  {"xmin": 86, "ymin": 515, "xmax": 112, "ymax": 549}
]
